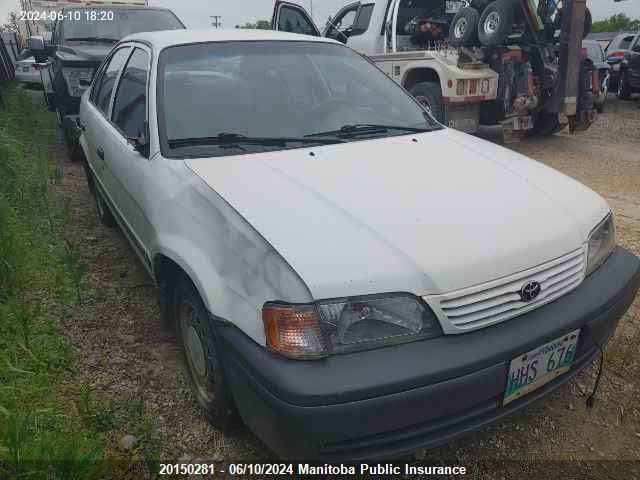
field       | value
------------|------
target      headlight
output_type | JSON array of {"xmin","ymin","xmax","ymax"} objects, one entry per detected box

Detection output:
[
  {"xmin": 263, "ymin": 294, "xmax": 441, "ymax": 359},
  {"xmin": 586, "ymin": 213, "xmax": 616, "ymax": 276},
  {"xmin": 62, "ymin": 67, "xmax": 94, "ymax": 97}
]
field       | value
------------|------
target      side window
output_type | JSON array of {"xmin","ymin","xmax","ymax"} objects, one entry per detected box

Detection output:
[
  {"xmin": 92, "ymin": 47, "xmax": 131, "ymax": 115},
  {"xmin": 111, "ymin": 48, "xmax": 149, "ymax": 139},
  {"xmin": 278, "ymin": 6, "xmax": 318, "ymax": 36},
  {"xmin": 352, "ymin": 4, "xmax": 375, "ymax": 36}
]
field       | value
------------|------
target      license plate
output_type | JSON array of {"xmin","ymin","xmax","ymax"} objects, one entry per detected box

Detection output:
[
  {"xmin": 22, "ymin": 67, "xmax": 30, "ymax": 72},
  {"xmin": 504, "ymin": 329, "xmax": 580, "ymax": 405},
  {"xmin": 446, "ymin": 1, "xmax": 463, "ymax": 13}
]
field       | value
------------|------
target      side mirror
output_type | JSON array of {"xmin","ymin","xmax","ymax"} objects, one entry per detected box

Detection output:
[
  {"xmin": 633, "ymin": 45, "xmax": 640, "ymax": 53},
  {"xmin": 128, "ymin": 124, "xmax": 150, "ymax": 157}
]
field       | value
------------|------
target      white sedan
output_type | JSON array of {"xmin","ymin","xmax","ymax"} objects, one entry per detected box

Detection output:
[{"xmin": 78, "ymin": 29, "xmax": 640, "ymax": 460}]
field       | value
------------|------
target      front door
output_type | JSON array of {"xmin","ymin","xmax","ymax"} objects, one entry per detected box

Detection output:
[{"xmin": 271, "ymin": 1, "xmax": 321, "ymax": 36}]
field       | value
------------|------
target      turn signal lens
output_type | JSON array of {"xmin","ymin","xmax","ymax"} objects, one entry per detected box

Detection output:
[
  {"xmin": 263, "ymin": 294, "xmax": 441, "ymax": 360},
  {"xmin": 263, "ymin": 304, "xmax": 328, "ymax": 359}
]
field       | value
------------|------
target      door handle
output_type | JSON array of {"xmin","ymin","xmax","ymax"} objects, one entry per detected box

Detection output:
[{"xmin": 97, "ymin": 147, "xmax": 104, "ymax": 160}]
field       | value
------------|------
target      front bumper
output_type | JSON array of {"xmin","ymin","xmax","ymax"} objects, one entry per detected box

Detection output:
[{"xmin": 218, "ymin": 247, "xmax": 640, "ymax": 460}]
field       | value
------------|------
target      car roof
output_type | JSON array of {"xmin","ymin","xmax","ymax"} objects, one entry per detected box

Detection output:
[
  {"xmin": 121, "ymin": 29, "xmax": 340, "ymax": 51},
  {"xmin": 61, "ymin": 5, "xmax": 172, "ymax": 11}
]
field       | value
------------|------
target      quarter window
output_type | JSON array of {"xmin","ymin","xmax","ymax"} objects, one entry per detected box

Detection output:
[
  {"xmin": 112, "ymin": 48, "xmax": 149, "ymax": 138},
  {"xmin": 93, "ymin": 47, "xmax": 131, "ymax": 115}
]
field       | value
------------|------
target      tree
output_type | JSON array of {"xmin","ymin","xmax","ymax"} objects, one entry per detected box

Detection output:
[
  {"xmin": 1, "ymin": 12, "xmax": 23, "ymax": 50},
  {"xmin": 235, "ymin": 20, "xmax": 271, "ymax": 30},
  {"xmin": 592, "ymin": 13, "xmax": 640, "ymax": 33}
]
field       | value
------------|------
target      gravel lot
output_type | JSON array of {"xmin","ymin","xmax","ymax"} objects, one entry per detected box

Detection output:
[{"xmin": 54, "ymin": 94, "xmax": 640, "ymax": 476}]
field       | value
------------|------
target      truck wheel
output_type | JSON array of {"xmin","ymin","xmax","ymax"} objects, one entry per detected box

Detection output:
[
  {"xmin": 64, "ymin": 135, "xmax": 83, "ymax": 163},
  {"xmin": 410, "ymin": 82, "xmax": 445, "ymax": 123},
  {"xmin": 174, "ymin": 277, "xmax": 239, "ymax": 431},
  {"xmin": 449, "ymin": 7, "xmax": 480, "ymax": 47},
  {"xmin": 617, "ymin": 70, "xmax": 632, "ymax": 100},
  {"xmin": 530, "ymin": 113, "xmax": 565, "ymax": 137},
  {"xmin": 478, "ymin": 0, "xmax": 513, "ymax": 47}
]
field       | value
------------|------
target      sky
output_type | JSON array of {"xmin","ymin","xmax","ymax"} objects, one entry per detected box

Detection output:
[{"xmin": 2, "ymin": 0, "xmax": 640, "ymax": 31}]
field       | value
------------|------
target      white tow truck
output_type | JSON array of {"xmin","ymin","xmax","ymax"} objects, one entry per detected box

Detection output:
[{"xmin": 272, "ymin": 0, "xmax": 598, "ymax": 139}]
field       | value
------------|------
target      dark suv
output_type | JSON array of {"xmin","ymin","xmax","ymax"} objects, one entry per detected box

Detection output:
[
  {"xmin": 31, "ymin": 5, "xmax": 184, "ymax": 161},
  {"xmin": 615, "ymin": 34, "xmax": 640, "ymax": 100}
]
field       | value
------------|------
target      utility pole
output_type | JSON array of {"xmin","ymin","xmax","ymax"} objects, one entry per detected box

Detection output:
[{"xmin": 210, "ymin": 15, "xmax": 222, "ymax": 29}]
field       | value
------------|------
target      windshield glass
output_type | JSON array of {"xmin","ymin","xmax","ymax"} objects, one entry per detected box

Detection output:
[
  {"xmin": 158, "ymin": 41, "xmax": 439, "ymax": 157},
  {"xmin": 62, "ymin": 9, "xmax": 183, "ymax": 42}
]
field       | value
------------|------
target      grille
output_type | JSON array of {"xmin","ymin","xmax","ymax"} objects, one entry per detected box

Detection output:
[{"xmin": 425, "ymin": 248, "xmax": 586, "ymax": 334}]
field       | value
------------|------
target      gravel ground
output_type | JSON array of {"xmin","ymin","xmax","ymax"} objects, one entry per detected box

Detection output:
[{"xmin": 53, "ymin": 94, "xmax": 640, "ymax": 475}]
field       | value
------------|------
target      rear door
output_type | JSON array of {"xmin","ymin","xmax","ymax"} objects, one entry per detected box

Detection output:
[
  {"xmin": 271, "ymin": 1, "xmax": 321, "ymax": 36},
  {"xmin": 84, "ymin": 46, "xmax": 131, "ymax": 193}
]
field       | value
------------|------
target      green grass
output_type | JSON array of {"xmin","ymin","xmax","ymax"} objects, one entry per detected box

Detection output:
[{"xmin": 0, "ymin": 87, "xmax": 107, "ymax": 479}]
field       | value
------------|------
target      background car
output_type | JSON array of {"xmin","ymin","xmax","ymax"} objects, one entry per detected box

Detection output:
[
  {"xmin": 14, "ymin": 49, "xmax": 42, "ymax": 87},
  {"xmin": 615, "ymin": 33, "xmax": 640, "ymax": 100},
  {"xmin": 583, "ymin": 39, "xmax": 610, "ymax": 112},
  {"xmin": 605, "ymin": 32, "xmax": 637, "ymax": 89}
]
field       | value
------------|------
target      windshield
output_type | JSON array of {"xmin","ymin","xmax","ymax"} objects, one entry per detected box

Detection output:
[
  {"xmin": 62, "ymin": 9, "xmax": 183, "ymax": 43},
  {"xmin": 158, "ymin": 41, "xmax": 439, "ymax": 158}
]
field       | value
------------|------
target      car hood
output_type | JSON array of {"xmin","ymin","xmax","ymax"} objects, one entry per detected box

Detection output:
[
  {"xmin": 186, "ymin": 129, "xmax": 609, "ymax": 299},
  {"xmin": 57, "ymin": 43, "xmax": 113, "ymax": 64}
]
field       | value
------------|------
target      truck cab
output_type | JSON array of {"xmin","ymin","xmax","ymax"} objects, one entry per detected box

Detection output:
[
  {"xmin": 272, "ymin": 0, "xmax": 598, "ymax": 140},
  {"xmin": 29, "ymin": 4, "xmax": 184, "ymax": 161}
]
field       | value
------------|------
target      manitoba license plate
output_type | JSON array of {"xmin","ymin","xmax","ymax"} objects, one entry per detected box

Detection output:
[{"xmin": 504, "ymin": 329, "xmax": 580, "ymax": 405}]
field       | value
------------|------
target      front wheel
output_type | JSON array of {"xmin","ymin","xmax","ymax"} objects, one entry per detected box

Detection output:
[
  {"xmin": 174, "ymin": 278, "xmax": 238, "ymax": 430},
  {"xmin": 617, "ymin": 70, "xmax": 632, "ymax": 100},
  {"xmin": 409, "ymin": 81, "xmax": 445, "ymax": 123},
  {"xmin": 449, "ymin": 7, "xmax": 480, "ymax": 47},
  {"xmin": 478, "ymin": 0, "xmax": 514, "ymax": 47}
]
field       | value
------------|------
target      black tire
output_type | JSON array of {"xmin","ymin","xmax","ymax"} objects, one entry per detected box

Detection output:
[
  {"xmin": 174, "ymin": 277, "xmax": 238, "ymax": 431},
  {"xmin": 478, "ymin": 0, "xmax": 514, "ymax": 47},
  {"xmin": 449, "ymin": 7, "xmax": 480, "ymax": 47},
  {"xmin": 94, "ymin": 185, "xmax": 117, "ymax": 228},
  {"xmin": 530, "ymin": 113, "xmax": 565, "ymax": 137},
  {"xmin": 409, "ymin": 81, "xmax": 445, "ymax": 123},
  {"xmin": 617, "ymin": 70, "xmax": 632, "ymax": 100},
  {"xmin": 64, "ymin": 135, "xmax": 83, "ymax": 163}
]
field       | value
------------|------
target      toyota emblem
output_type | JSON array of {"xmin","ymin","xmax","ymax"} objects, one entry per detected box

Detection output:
[{"xmin": 519, "ymin": 281, "xmax": 541, "ymax": 302}]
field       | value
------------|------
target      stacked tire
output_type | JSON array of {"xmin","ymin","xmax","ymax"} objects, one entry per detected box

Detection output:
[{"xmin": 449, "ymin": 1, "xmax": 593, "ymax": 48}]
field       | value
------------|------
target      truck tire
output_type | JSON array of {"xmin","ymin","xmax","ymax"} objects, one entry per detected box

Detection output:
[
  {"xmin": 617, "ymin": 70, "xmax": 632, "ymax": 100},
  {"xmin": 530, "ymin": 113, "xmax": 565, "ymax": 137},
  {"xmin": 478, "ymin": 0, "xmax": 513, "ymax": 47},
  {"xmin": 409, "ymin": 82, "xmax": 445, "ymax": 123},
  {"xmin": 174, "ymin": 276, "xmax": 239, "ymax": 431},
  {"xmin": 449, "ymin": 7, "xmax": 480, "ymax": 47}
]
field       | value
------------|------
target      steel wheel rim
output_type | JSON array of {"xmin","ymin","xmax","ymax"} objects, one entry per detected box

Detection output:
[
  {"xmin": 484, "ymin": 11, "xmax": 501, "ymax": 34},
  {"xmin": 180, "ymin": 300, "xmax": 215, "ymax": 403},
  {"xmin": 454, "ymin": 17, "xmax": 468, "ymax": 38}
]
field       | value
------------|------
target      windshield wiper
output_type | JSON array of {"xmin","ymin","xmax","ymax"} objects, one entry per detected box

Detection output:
[
  {"xmin": 168, "ymin": 132, "xmax": 346, "ymax": 149},
  {"xmin": 306, "ymin": 124, "xmax": 434, "ymax": 139},
  {"xmin": 305, "ymin": 123, "xmax": 431, "ymax": 138},
  {"xmin": 66, "ymin": 37, "xmax": 119, "ymax": 43}
]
